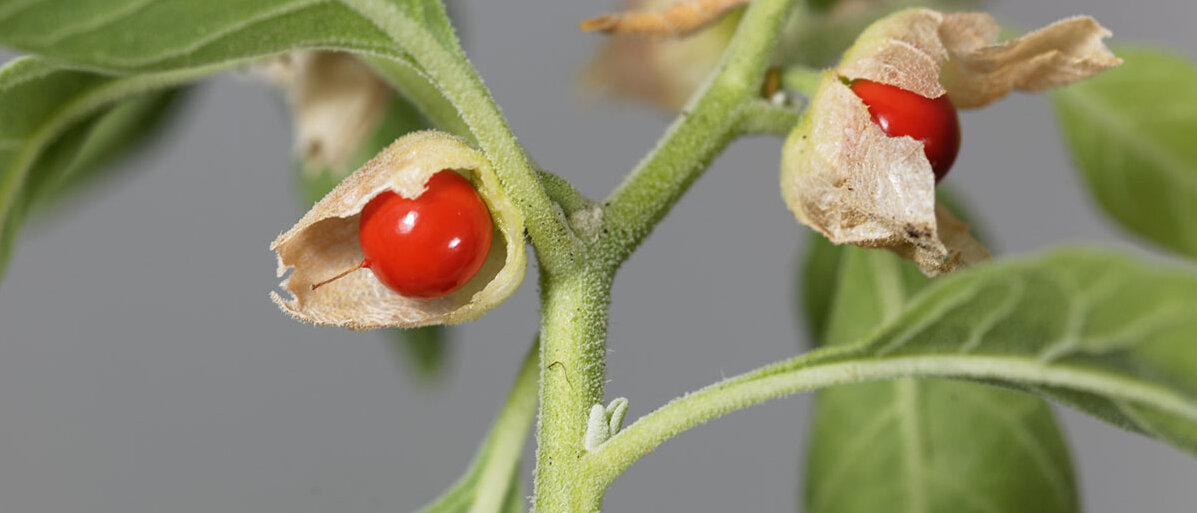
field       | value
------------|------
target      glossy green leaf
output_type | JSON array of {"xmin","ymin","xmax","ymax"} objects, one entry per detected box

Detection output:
[
  {"xmin": 805, "ymin": 248, "xmax": 1077, "ymax": 513},
  {"xmin": 0, "ymin": 57, "xmax": 219, "ymax": 283},
  {"xmin": 1054, "ymin": 48, "xmax": 1197, "ymax": 259},
  {"xmin": 414, "ymin": 340, "xmax": 538, "ymax": 513}
]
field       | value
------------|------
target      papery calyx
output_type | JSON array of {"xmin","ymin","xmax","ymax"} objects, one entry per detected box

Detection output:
[{"xmin": 782, "ymin": 9, "xmax": 1119, "ymax": 276}]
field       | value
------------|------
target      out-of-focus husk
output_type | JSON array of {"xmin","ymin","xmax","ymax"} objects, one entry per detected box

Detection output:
[
  {"xmin": 581, "ymin": 0, "xmax": 742, "ymax": 111},
  {"xmin": 783, "ymin": 9, "xmax": 1119, "ymax": 275},
  {"xmin": 270, "ymin": 131, "xmax": 527, "ymax": 330},
  {"xmin": 256, "ymin": 51, "xmax": 390, "ymax": 172}
]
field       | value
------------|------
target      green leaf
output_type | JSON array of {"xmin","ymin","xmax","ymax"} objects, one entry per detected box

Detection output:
[
  {"xmin": 805, "ymin": 248, "xmax": 1077, "ymax": 513},
  {"xmin": 594, "ymin": 250, "xmax": 1197, "ymax": 483},
  {"xmin": 0, "ymin": 0, "xmax": 427, "ymax": 71},
  {"xmin": 387, "ymin": 326, "xmax": 452, "ymax": 383},
  {"xmin": 799, "ymin": 233, "xmax": 842, "ymax": 341},
  {"xmin": 28, "ymin": 88, "xmax": 184, "ymax": 215},
  {"xmin": 0, "ymin": 57, "xmax": 222, "ymax": 283},
  {"xmin": 415, "ymin": 340, "xmax": 538, "ymax": 513},
  {"xmin": 1054, "ymin": 48, "xmax": 1197, "ymax": 259}
]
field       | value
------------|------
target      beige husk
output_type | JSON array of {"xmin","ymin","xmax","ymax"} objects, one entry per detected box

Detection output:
[
  {"xmin": 581, "ymin": 0, "xmax": 742, "ymax": 110},
  {"xmin": 782, "ymin": 9, "xmax": 1119, "ymax": 275},
  {"xmin": 270, "ymin": 131, "xmax": 527, "ymax": 329},
  {"xmin": 256, "ymin": 51, "xmax": 390, "ymax": 172}
]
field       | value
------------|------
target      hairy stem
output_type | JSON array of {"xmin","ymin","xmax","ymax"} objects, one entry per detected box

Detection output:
[
  {"xmin": 738, "ymin": 98, "xmax": 802, "ymax": 136},
  {"xmin": 582, "ymin": 352, "xmax": 1197, "ymax": 491},
  {"xmin": 535, "ymin": 267, "xmax": 614, "ymax": 512},
  {"xmin": 597, "ymin": 0, "xmax": 799, "ymax": 265},
  {"xmin": 781, "ymin": 66, "xmax": 824, "ymax": 97}
]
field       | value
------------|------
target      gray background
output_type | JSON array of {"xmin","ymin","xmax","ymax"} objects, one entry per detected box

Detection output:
[{"xmin": 2, "ymin": 0, "xmax": 1196, "ymax": 511}]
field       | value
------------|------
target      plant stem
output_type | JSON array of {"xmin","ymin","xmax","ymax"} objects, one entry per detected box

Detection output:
[
  {"xmin": 534, "ymin": 267, "xmax": 614, "ymax": 513},
  {"xmin": 582, "ymin": 352, "xmax": 1197, "ymax": 491},
  {"xmin": 781, "ymin": 65, "xmax": 825, "ymax": 97},
  {"xmin": 597, "ymin": 0, "xmax": 799, "ymax": 264},
  {"xmin": 738, "ymin": 98, "xmax": 802, "ymax": 136}
]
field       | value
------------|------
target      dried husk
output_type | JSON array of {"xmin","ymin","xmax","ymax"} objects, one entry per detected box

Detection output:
[
  {"xmin": 271, "ymin": 131, "xmax": 527, "ymax": 329},
  {"xmin": 782, "ymin": 9, "xmax": 1119, "ymax": 275},
  {"xmin": 838, "ymin": 9, "xmax": 1122, "ymax": 108},
  {"xmin": 256, "ymin": 51, "xmax": 390, "ymax": 172},
  {"xmin": 581, "ymin": 0, "xmax": 741, "ymax": 111}
]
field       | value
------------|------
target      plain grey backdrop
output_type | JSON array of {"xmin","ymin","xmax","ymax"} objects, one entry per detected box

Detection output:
[{"xmin": 2, "ymin": 0, "xmax": 1196, "ymax": 511}]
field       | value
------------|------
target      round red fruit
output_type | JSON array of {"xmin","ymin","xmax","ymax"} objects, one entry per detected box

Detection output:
[
  {"xmin": 358, "ymin": 170, "xmax": 493, "ymax": 298},
  {"xmin": 849, "ymin": 79, "xmax": 961, "ymax": 182}
]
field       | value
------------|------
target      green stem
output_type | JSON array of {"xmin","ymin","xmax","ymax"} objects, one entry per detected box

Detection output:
[
  {"xmin": 738, "ymin": 98, "xmax": 801, "ymax": 136},
  {"xmin": 597, "ymin": 0, "xmax": 799, "ymax": 265},
  {"xmin": 582, "ymin": 352, "xmax": 1197, "ymax": 491},
  {"xmin": 535, "ymin": 268, "xmax": 614, "ymax": 513},
  {"xmin": 364, "ymin": 55, "xmax": 475, "ymax": 144},
  {"xmin": 537, "ymin": 168, "xmax": 595, "ymax": 216},
  {"xmin": 781, "ymin": 65, "xmax": 825, "ymax": 97}
]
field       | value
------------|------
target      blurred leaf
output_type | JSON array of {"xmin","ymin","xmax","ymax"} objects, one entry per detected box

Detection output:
[
  {"xmin": 28, "ymin": 88, "xmax": 185, "ymax": 215},
  {"xmin": 414, "ymin": 340, "xmax": 538, "ymax": 513},
  {"xmin": 386, "ymin": 326, "xmax": 452, "ymax": 383},
  {"xmin": 799, "ymin": 233, "xmax": 841, "ymax": 341},
  {"xmin": 0, "ymin": 57, "xmax": 216, "ymax": 284},
  {"xmin": 804, "ymin": 247, "xmax": 1077, "ymax": 513},
  {"xmin": 1054, "ymin": 48, "xmax": 1197, "ymax": 259}
]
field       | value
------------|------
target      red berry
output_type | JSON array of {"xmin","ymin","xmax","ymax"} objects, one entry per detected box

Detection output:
[
  {"xmin": 358, "ymin": 170, "xmax": 493, "ymax": 298},
  {"xmin": 849, "ymin": 79, "xmax": 961, "ymax": 182}
]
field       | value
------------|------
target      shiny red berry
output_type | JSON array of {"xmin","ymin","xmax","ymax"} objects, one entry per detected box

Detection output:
[
  {"xmin": 357, "ymin": 170, "xmax": 493, "ymax": 298},
  {"xmin": 849, "ymin": 79, "xmax": 961, "ymax": 182}
]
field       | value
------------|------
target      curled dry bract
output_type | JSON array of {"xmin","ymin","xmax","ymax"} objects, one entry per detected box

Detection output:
[
  {"xmin": 271, "ymin": 131, "xmax": 527, "ymax": 329},
  {"xmin": 783, "ymin": 8, "xmax": 1120, "ymax": 275}
]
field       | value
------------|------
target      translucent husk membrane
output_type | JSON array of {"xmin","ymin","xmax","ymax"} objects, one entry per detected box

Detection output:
[
  {"xmin": 782, "ymin": 8, "xmax": 1120, "ymax": 275},
  {"xmin": 271, "ymin": 131, "xmax": 527, "ymax": 329}
]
